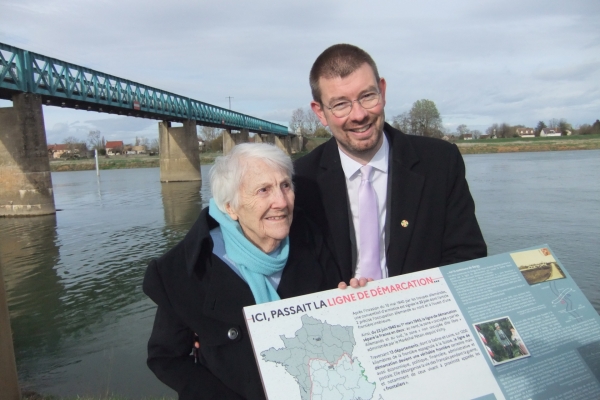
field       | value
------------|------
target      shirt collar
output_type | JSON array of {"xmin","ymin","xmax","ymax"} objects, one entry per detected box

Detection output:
[{"xmin": 339, "ymin": 132, "xmax": 389, "ymax": 180}]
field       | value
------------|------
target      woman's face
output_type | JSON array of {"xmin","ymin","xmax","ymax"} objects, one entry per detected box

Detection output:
[{"xmin": 225, "ymin": 159, "xmax": 294, "ymax": 253}]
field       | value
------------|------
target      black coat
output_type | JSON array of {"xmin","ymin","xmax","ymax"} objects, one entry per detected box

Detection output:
[
  {"xmin": 293, "ymin": 123, "xmax": 487, "ymax": 283},
  {"xmin": 144, "ymin": 207, "xmax": 341, "ymax": 399}
]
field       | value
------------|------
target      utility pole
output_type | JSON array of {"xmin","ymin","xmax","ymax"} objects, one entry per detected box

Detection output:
[{"xmin": 226, "ymin": 96, "xmax": 233, "ymax": 110}]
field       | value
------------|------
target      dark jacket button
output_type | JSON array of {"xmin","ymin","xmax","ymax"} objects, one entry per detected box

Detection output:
[{"xmin": 228, "ymin": 328, "xmax": 239, "ymax": 340}]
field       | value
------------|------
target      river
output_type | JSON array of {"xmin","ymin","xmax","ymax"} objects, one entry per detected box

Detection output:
[{"xmin": 1, "ymin": 150, "xmax": 599, "ymax": 398}]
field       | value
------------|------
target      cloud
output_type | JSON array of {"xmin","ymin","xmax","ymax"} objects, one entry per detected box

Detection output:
[
  {"xmin": 83, "ymin": 117, "xmax": 155, "ymax": 134},
  {"xmin": 40, "ymin": 108, "xmax": 158, "ymax": 144},
  {"xmin": 534, "ymin": 61, "xmax": 600, "ymax": 81},
  {"xmin": 1, "ymin": 0, "xmax": 599, "ymax": 135}
]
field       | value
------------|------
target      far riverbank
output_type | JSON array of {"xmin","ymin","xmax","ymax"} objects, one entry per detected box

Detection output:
[
  {"xmin": 49, "ymin": 135, "xmax": 600, "ymax": 172},
  {"xmin": 455, "ymin": 134, "xmax": 600, "ymax": 154},
  {"xmin": 49, "ymin": 153, "xmax": 220, "ymax": 172}
]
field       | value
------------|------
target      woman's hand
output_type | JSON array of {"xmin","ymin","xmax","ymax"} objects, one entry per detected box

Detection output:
[{"xmin": 338, "ymin": 277, "xmax": 374, "ymax": 289}]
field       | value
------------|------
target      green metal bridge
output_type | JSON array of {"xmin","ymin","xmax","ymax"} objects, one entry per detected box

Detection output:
[{"xmin": 0, "ymin": 42, "xmax": 289, "ymax": 135}]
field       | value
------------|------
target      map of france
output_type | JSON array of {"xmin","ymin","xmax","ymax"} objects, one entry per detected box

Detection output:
[{"xmin": 261, "ymin": 314, "xmax": 376, "ymax": 400}]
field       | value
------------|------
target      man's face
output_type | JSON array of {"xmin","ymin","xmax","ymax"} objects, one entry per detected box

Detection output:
[{"xmin": 311, "ymin": 63, "xmax": 387, "ymax": 163}]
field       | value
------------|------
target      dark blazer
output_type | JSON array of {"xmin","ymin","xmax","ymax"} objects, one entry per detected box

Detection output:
[
  {"xmin": 293, "ymin": 123, "xmax": 487, "ymax": 283},
  {"xmin": 144, "ymin": 207, "xmax": 340, "ymax": 399}
]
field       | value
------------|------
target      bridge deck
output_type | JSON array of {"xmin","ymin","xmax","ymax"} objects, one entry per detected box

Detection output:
[{"xmin": 0, "ymin": 42, "xmax": 289, "ymax": 136}]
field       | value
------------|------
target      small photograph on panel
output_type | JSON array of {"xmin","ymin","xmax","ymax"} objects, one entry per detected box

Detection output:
[
  {"xmin": 511, "ymin": 247, "xmax": 566, "ymax": 285},
  {"xmin": 473, "ymin": 316, "xmax": 530, "ymax": 366}
]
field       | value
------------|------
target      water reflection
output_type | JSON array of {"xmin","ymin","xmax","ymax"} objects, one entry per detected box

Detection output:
[
  {"xmin": 0, "ymin": 215, "xmax": 62, "ymax": 364},
  {"xmin": 161, "ymin": 180, "xmax": 203, "ymax": 248},
  {"xmin": 1, "ymin": 168, "xmax": 210, "ymax": 397}
]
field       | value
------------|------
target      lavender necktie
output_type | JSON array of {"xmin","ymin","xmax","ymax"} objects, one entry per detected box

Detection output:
[{"xmin": 358, "ymin": 165, "xmax": 382, "ymax": 280}]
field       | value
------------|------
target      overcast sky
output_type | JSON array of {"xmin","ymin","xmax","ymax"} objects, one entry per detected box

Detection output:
[{"xmin": 1, "ymin": 0, "xmax": 598, "ymax": 144}]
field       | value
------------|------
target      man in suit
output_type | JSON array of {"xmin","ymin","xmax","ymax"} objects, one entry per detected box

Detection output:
[{"xmin": 294, "ymin": 44, "xmax": 487, "ymax": 287}]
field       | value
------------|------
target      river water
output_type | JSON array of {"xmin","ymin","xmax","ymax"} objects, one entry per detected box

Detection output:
[{"xmin": 1, "ymin": 150, "xmax": 599, "ymax": 398}]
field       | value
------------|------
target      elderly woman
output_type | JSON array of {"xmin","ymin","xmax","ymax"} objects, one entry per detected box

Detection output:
[{"xmin": 144, "ymin": 143, "xmax": 340, "ymax": 399}]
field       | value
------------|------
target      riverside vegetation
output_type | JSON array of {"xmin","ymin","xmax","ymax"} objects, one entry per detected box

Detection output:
[{"xmin": 50, "ymin": 135, "xmax": 600, "ymax": 173}]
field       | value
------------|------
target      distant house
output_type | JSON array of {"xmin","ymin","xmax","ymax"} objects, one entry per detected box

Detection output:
[
  {"xmin": 132, "ymin": 145, "xmax": 147, "ymax": 154},
  {"xmin": 47, "ymin": 143, "xmax": 86, "ymax": 158},
  {"xmin": 105, "ymin": 141, "xmax": 124, "ymax": 155},
  {"xmin": 516, "ymin": 127, "xmax": 535, "ymax": 138},
  {"xmin": 47, "ymin": 144, "xmax": 70, "ymax": 159},
  {"xmin": 540, "ymin": 128, "xmax": 561, "ymax": 137},
  {"xmin": 463, "ymin": 134, "xmax": 473, "ymax": 140}
]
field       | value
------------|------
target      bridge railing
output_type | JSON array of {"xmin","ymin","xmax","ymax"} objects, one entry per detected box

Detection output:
[{"xmin": 0, "ymin": 42, "xmax": 289, "ymax": 136}]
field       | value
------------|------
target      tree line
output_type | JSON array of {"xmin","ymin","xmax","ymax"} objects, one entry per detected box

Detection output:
[
  {"xmin": 59, "ymin": 131, "xmax": 159, "ymax": 155},
  {"xmin": 198, "ymin": 126, "xmax": 225, "ymax": 152},
  {"xmin": 290, "ymin": 99, "xmax": 600, "ymax": 139},
  {"xmin": 289, "ymin": 108, "xmax": 331, "ymax": 137},
  {"xmin": 59, "ymin": 105, "xmax": 600, "ymax": 156}
]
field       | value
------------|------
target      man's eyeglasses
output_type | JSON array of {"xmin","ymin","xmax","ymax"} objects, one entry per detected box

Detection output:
[{"xmin": 325, "ymin": 92, "xmax": 381, "ymax": 118}]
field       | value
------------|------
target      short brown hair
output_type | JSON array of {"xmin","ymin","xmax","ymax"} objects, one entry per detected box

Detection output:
[{"xmin": 309, "ymin": 44, "xmax": 380, "ymax": 103}]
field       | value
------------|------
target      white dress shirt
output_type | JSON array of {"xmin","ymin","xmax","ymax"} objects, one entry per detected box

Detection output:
[{"xmin": 338, "ymin": 134, "xmax": 389, "ymax": 279}]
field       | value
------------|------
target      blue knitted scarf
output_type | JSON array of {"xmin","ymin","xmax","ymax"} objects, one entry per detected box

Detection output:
[{"xmin": 208, "ymin": 198, "xmax": 289, "ymax": 304}]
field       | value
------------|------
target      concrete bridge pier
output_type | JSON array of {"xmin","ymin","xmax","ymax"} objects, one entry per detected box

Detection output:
[
  {"xmin": 291, "ymin": 135, "xmax": 304, "ymax": 153},
  {"xmin": 264, "ymin": 133, "xmax": 275, "ymax": 144},
  {"xmin": 0, "ymin": 93, "xmax": 55, "ymax": 217},
  {"xmin": 223, "ymin": 129, "xmax": 250, "ymax": 155},
  {"xmin": 274, "ymin": 135, "xmax": 292, "ymax": 155},
  {"xmin": 159, "ymin": 120, "xmax": 201, "ymax": 182},
  {"xmin": 223, "ymin": 129, "xmax": 235, "ymax": 155}
]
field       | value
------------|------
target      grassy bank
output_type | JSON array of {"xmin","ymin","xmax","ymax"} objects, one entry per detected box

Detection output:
[
  {"xmin": 303, "ymin": 135, "xmax": 600, "ymax": 156},
  {"xmin": 455, "ymin": 134, "xmax": 600, "ymax": 154},
  {"xmin": 49, "ymin": 135, "xmax": 600, "ymax": 172},
  {"xmin": 49, "ymin": 153, "xmax": 223, "ymax": 172}
]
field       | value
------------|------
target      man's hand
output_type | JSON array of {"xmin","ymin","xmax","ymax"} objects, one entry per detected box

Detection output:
[{"xmin": 338, "ymin": 277, "xmax": 374, "ymax": 289}]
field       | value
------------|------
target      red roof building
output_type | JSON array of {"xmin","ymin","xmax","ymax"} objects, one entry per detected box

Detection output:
[{"xmin": 105, "ymin": 141, "xmax": 124, "ymax": 154}]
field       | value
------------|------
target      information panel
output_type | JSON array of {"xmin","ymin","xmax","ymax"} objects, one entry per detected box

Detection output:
[{"xmin": 243, "ymin": 245, "xmax": 600, "ymax": 400}]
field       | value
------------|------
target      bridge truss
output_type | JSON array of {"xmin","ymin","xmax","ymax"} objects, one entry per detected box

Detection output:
[{"xmin": 0, "ymin": 42, "xmax": 289, "ymax": 136}]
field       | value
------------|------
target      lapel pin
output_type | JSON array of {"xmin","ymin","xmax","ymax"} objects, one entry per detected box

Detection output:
[{"xmin": 401, "ymin": 220, "xmax": 409, "ymax": 228}]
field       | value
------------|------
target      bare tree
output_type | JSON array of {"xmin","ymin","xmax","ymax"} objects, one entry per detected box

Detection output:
[
  {"xmin": 305, "ymin": 109, "xmax": 323, "ymax": 135},
  {"xmin": 63, "ymin": 136, "xmax": 87, "ymax": 156},
  {"xmin": 456, "ymin": 124, "xmax": 469, "ymax": 136},
  {"xmin": 149, "ymin": 138, "xmax": 160, "ymax": 153},
  {"xmin": 547, "ymin": 118, "xmax": 560, "ymax": 130},
  {"xmin": 289, "ymin": 108, "xmax": 307, "ymax": 135},
  {"xmin": 498, "ymin": 123, "xmax": 512, "ymax": 138},
  {"xmin": 87, "ymin": 130, "xmax": 102, "ymax": 150},
  {"xmin": 199, "ymin": 126, "xmax": 221, "ymax": 141},
  {"xmin": 486, "ymin": 123, "xmax": 499, "ymax": 138},
  {"xmin": 486, "ymin": 123, "xmax": 512, "ymax": 138},
  {"xmin": 134, "ymin": 136, "xmax": 149, "ymax": 147},
  {"xmin": 471, "ymin": 130, "xmax": 482, "ymax": 139}
]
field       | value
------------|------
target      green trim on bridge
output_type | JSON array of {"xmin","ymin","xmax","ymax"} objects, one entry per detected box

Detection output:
[{"xmin": 0, "ymin": 42, "xmax": 289, "ymax": 136}]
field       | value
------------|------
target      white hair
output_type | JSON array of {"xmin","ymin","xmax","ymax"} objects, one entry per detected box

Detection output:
[{"xmin": 209, "ymin": 143, "xmax": 294, "ymax": 212}]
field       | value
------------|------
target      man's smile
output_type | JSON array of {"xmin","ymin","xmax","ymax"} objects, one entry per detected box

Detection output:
[{"xmin": 348, "ymin": 123, "xmax": 372, "ymax": 134}]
